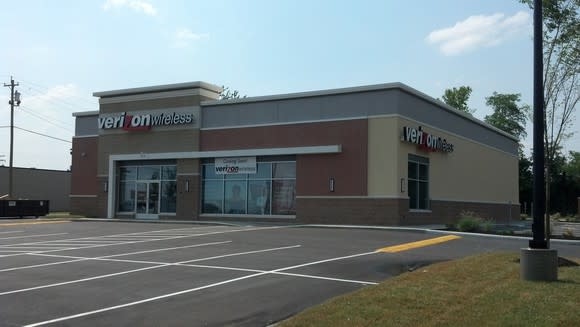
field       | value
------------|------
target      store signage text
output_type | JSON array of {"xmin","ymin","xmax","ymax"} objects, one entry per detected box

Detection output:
[
  {"xmin": 215, "ymin": 157, "xmax": 257, "ymax": 175},
  {"xmin": 402, "ymin": 126, "xmax": 454, "ymax": 153},
  {"xmin": 98, "ymin": 111, "xmax": 194, "ymax": 132}
]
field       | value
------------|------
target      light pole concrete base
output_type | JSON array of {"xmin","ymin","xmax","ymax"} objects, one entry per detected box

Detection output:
[{"xmin": 520, "ymin": 248, "xmax": 558, "ymax": 281}]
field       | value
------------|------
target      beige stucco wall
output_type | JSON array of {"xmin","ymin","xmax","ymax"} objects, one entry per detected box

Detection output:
[
  {"xmin": 367, "ymin": 116, "xmax": 401, "ymax": 197},
  {"xmin": 396, "ymin": 117, "xmax": 519, "ymax": 204},
  {"xmin": 368, "ymin": 116, "xmax": 519, "ymax": 204},
  {"xmin": 97, "ymin": 130, "xmax": 200, "ymax": 175}
]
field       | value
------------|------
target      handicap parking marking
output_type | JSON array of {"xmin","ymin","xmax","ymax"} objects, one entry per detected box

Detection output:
[{"xmin": 376, "ymin": 235, "xmax": 462, "ymax": 253}]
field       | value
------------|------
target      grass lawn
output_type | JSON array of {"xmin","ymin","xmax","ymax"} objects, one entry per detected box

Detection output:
[{"xmin": 279, "ymin": 253, "xmax": 580, "ymax": 327}]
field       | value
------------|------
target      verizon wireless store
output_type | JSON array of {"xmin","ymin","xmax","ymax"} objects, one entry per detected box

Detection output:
[{"xmin": 70, "ymin": 81, "xmax": 519, "ymax": 225}]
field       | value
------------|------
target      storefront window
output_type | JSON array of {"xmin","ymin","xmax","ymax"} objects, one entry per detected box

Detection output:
[
  {"xmin": 202, "ymin": 180, "xmax": 223, "ymax": 213},
  {"xmin": 225, "ymin": 181, "xmax": 247, "ymax": 214},
  {"xmin": 162, "ymin": 166, "xmax": 177, "ymax": 180},
  {"xmin": 118, "ymin": 164, "xmax": 176, "ymax": 214},
  {"xmin": 201, "ymin": 160, "xmax": 296, "ymax": 216},
  {"xmin": 248, "ymin": 181, "xmax": 270, "ymax": 214},
  {"xmin": 118, "ymin": 181, "xmax": 136, "ymax": 212},
  {"xmin": 120, "ymin": 167, "xmax": 137, "ymax": 181},
  {"xmin": 272, "ymin": 180, "xmax": 296, "ymax": 215},
  {"xmin": 273, "ymin": 162, "xmax": 296, "ymax": 178},
  {"xmin": 160, "ymin": 181, "xmax": 177, "ymax": 213},
  {"xmin": 408, "ymin": 155, "xmax": 429, "ymax": 210},
  {"xmin": 138, "ymin": 166, "xmax": 160, "ymax": 180}
]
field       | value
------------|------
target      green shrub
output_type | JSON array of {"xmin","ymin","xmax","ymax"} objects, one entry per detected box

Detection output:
[
  {"xmin": 562, "ymin": 228, "xmax": 575, "ymax": 239},
  {"xmin": 456, "ymin": 211, "xmax": 494, "ymax": 233},
  {"xmin": 480, "ymin": 219, "xmax": 494, "ymax": 233}
]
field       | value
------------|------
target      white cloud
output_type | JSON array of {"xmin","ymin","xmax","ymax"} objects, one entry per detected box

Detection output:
[
  {"xmin": 103, "ymin": 0, "xmax": 157, "ymax": 16},
  {"xmin": 173, "ymin": 28, "xmax": 209, "ymax": 48},
  {"xmin": 426, "ymin": 11, "xmax": 531, "ymax": 56}
]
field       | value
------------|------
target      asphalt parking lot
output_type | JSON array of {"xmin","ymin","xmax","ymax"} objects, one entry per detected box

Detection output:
[{"xmin": 0, "ymin": 219, "xmax": 578, "ymax": 327}]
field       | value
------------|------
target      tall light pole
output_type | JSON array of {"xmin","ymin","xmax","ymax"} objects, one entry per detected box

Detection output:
[
  {"xmin": 520, "ymin": 0, "xmax": 558, "ymax": 282},
  {"xmin": 530, "ymin": 0, "xmax": 547, "ymax": 250},
  {"xmin": 3, "ymin": 76, "xmax": 21, "ymax": 199}
]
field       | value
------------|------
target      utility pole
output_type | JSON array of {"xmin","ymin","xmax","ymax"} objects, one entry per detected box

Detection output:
[{"xmin": 3, "ymin": 76, "xmax": 21, "ymax": 199}]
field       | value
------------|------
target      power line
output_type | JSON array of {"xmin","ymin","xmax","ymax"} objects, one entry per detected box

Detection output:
[
  {"xmin": 0, "ymin": 125, "xmax": 71, "ymax": 143},
  {"xmin": 18, "ymin": 79, "xmax": 97, "ymax": 108},
  {"xmin": 19, "ymin": 106, "xmax": 74, "ymax": 133},
  {"xmin": 17, "ymin": 84, "xmax": 92, "ymax": 112}
]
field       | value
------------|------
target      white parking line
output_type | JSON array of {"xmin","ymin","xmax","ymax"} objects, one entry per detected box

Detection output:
[
  {"xmin": 0, "ymin": 240, "xmax": 232, "ymax": 273},
  {"xmin": 24, "ymin": 272, "xmax": 270, "ymax": 327},
  {"xmin": 0, "ymin": 247, "xmax": 67, "ymax": 250},
  {"xmin": 0, "ymin": 226, "xmax": 290, "ymax": 258},
  {"xmin": 46, "ymin": 240, "xmax": 122, "ymax": 243},
  {"xmin": 23, "ymin": 249, "xmax": 377, "ymax": 327},
  {"xmin": 0, "ymin": 245, "xmax": 301, "ymax": 296},
  {"xmin": 1, "ymin": 226, "xmax": 225, "ymax": 248},
  {"xmin": 0, "ymin": 231, "xmax": 24, "ymax": 235},
  {"xmin": 23, "ymin": 245, "xmax": 376, "ymax": 287},
  {"xmin": 0, "ymin": 233, "xmax": 68, "ymax": 240},
  {"xmin": 0, "ymin": 245, "xmax": 73, "ymax": 248}
]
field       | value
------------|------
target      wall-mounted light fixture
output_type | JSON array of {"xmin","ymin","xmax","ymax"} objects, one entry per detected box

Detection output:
[
  {"xmin": 329, "ymin": 177, "xmax": 335, "ymax": 192},
  {"xmin": 185, "ymin": 180, "xmax": 190, "ymax": 192},
  {"xmin": 104, "ymin": 181, "xmax": 108, "ymax": 193},
  {"xmin": 400, "ymin": 178, "xmax": 406, "ymax": 193}
]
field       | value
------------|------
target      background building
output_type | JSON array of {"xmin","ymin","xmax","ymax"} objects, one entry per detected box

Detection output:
[
  {"xmin": 71, "ymin": 81, "xmax": 519, "ymax": 225},
  {"xmin": 0, "ymin": 166, "xmax": 70, "ymax": 212}
]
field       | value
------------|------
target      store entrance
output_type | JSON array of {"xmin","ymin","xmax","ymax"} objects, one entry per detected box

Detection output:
[{"xmin": 135, "ymin": 182, "xmax": 160, "ymax": 219}]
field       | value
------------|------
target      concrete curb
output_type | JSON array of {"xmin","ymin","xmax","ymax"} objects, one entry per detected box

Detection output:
[{"xmin": 61, "ymin": 218, "xmax": 580, "ymax": 245}]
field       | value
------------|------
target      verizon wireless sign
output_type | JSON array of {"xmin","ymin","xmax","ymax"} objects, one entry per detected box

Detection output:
[
  {"xmin": 402, "ymin": 126, "xmax": 454, "ymax": 153},
  {"xmin": 98, "ymin": 110, "xmax": 195, "ymax": 132}
]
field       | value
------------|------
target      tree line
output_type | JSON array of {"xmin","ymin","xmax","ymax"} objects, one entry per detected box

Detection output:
[{"xmin": 439, "ymin": 0, "xmax": 579, "ymax": 218}]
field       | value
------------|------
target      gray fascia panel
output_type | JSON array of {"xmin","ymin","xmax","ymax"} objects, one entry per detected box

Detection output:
[
  {"xmin": 93, "ymin": 81, "xmax": 222, "ymax": 98},
  {"xmin": 75, "ymin": 115, "xmax": 98, "ymax": 137}
]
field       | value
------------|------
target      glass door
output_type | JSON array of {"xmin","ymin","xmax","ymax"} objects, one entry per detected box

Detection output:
[
  {"xmin": 148, "ymin": 182, "xmax": 159, "ymax": 215},
  {"xmin": 135, "ymin": 182, "xmax": 160, "ymax": 219}
]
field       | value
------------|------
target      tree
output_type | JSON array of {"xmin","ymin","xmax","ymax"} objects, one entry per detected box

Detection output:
[
  {"xmin": 564, "ymin": 150, "xmax": 580, "ymax": 177},
  {"xmin": 521, "ymin": 0, "xmax": 580, "ymax": 217},
  {"xmin": 484, "ymin": 92, "xmax": 531, "ymax": 214},
  {"xmin": 440, "ymin": 86, "xmax": 475, "ymax": 114},
  {"xmin": 484, "ymin": 92, "xmax": 530, "ymax": 141},
  {"xmin": 219, "ymin": 86, "xmax": 246, "ymax": 100}
]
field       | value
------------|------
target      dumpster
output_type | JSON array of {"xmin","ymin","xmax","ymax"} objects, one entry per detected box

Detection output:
[{"xmin": 0, "ymin": 200, "xmax": 50, "ymax": 218}]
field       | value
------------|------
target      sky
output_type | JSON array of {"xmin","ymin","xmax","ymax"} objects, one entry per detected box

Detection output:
[{"xmin": 0, "ymin": 0, "xmax": 578, "ymax": 171}]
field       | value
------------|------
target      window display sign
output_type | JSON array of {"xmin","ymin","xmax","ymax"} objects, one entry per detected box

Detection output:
[{"xmin": 215, "ymin": 157, "xmax": 257, "ymax": 175}]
